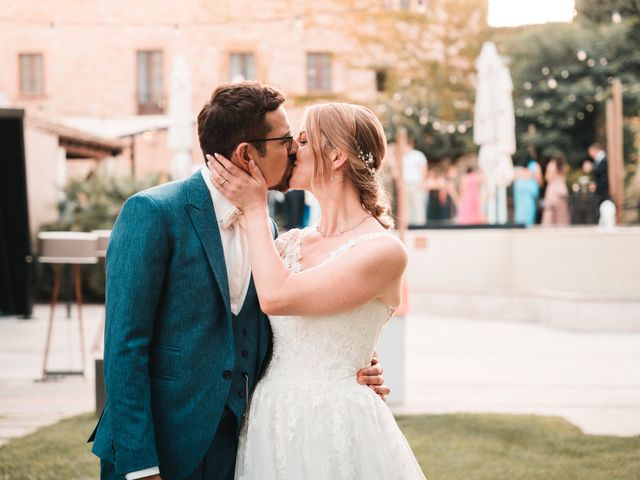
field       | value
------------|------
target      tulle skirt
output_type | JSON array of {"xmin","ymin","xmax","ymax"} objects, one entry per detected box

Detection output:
[{"xmin": 235, "ymin": 380, "xmax": 427, "ymax": 480}]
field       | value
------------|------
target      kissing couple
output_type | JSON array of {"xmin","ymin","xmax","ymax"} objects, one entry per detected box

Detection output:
[{"xmin": 89, "ymin": 81, "xmax": 426, "ymax": 480}]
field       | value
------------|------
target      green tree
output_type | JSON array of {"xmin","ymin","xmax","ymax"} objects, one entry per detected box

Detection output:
[
  {"xmin": 576, "ymin": 0, "xmax": 640, "ymax": 25},
  {"xmin": 498, "ymin": 3, "xmax": 640, "ymax": 167},
  {"xmin": 344, "ymin": 0, "xmax": 489, "ymax": 160}
]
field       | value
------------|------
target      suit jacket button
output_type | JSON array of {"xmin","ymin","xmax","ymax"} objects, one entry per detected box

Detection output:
[
  {"xmin": 223, "ymin": 370, "xmax": 232, "ymax": 379},
  {"xmin": 242, "ymin": 350, "xmax": 249, "ymax": 358},
  {"xmin": 242, "ymin": 328, "xmax": 248, "ymax": 336},
  {"xmin": 238, "ymin": 390, "xmax": 246, "ymax": 398}
]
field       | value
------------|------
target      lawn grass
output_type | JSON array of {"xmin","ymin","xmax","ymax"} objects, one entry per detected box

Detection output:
[
  {"xmin": 0, "ymin": 414, "xmax": 97, "ymax": 480},
  {"xmin": 397, "ymin": 414, "xmax": 640, "ymax": 480},
  {"xmin": 0, "ymin": 413, "xmax": 638, "ymax": 479}
]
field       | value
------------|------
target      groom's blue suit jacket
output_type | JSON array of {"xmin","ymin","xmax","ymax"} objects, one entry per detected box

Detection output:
[{"xmin": 89, "ymin": 171, "xmax": 273, "ymax": 478}]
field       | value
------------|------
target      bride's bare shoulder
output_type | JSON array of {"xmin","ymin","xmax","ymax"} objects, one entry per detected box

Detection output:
[
  {"xmin": 349, "ymin": 230, "xmax": 407, "ymax": 275},
  {"xmin": 372, "ymin": 232, "xmax": 407, "ymax": 266}
]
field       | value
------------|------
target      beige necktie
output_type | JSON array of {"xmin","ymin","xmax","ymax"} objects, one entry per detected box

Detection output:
[{"xmin": 221, "ymin": 207, "xmax": 245, "ymax": 315}]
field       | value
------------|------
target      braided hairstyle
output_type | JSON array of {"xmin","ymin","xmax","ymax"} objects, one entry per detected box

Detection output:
[{"xmin": 304, "ymin": 102, "xmax": 394, "ymax": 229}]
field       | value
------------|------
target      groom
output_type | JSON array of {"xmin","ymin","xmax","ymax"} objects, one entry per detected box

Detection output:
[{"xmin": 88, "ymin": 81, "xmax": 389, "ymax": 480}]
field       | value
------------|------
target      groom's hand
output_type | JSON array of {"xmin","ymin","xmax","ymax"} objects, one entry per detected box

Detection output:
[{"xmin": 357, "ymin": 352, "xmax": 391, "ymax": 401}]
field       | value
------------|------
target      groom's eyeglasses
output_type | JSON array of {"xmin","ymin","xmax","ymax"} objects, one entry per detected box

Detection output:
[{"xmin": 248, "ymin": 134, "xmax": 294, "ymax": 152}]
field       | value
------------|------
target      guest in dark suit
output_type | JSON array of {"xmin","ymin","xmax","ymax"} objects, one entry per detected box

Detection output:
[
  {"xmin": 588, "ymin": 143, "xmax": 609, "ymax": 206},
  {"xmin": 283, "ymin": 189, "xmax": 306, "ymax": 229}
]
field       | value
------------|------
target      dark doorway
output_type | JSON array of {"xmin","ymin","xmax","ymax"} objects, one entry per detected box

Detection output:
[{"xmin": 0, "ymin": 109, "xmax": 33, "ymax": 318}]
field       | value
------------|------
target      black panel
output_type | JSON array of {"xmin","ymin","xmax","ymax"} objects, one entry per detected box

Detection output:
[{"xmin": 0, "ymin": 109, "xmax": 32, "ymax": 317}]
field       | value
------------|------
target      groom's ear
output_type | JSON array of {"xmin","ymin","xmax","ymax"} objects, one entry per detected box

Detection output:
[{"xmin": 234, "ymin": 143, "xmax": 253, "ymax": 172}]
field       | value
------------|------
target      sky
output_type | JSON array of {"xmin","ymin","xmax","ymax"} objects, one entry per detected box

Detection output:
[{"xmin": 488, "ymin": 0, "xmax": 576, "ymax": 27}]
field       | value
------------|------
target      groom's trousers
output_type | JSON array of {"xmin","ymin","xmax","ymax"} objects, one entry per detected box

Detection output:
[{"xmin": 100, "ymin": 408, "xmax": 239, "ymax": 480}]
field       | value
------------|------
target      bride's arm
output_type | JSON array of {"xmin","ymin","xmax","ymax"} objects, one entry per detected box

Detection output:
[
  {"xmin": 208, "ymin": 154, "xmax": 407, "ymax": 317},
  {"xmin": 244, "ymin": 208, "xmax": 405, "ymax": 316}
]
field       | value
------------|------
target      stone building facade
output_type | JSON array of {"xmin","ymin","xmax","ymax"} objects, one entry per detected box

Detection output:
[{"xmin": 0, "ymin": 1, "xmax": 406, "ymax": 175}]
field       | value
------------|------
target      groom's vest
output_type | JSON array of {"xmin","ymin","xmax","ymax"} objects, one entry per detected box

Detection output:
[{"xmin": 225, "ymin": 277, "xmax": 263, "ymax": 427}]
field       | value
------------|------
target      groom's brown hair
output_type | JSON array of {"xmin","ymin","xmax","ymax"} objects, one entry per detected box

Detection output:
[{"xmin": 197, "ymin": 81, "xmax": 285, "ymax": 162}]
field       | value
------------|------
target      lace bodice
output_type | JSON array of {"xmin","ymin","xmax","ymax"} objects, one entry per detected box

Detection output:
[
  {"xmin": 266, "ymin": 227, "xmax": 395, "ymax": 386},
  {"xmin": 275, "ymin": 226, "xmax": 395, "ymax": 273}
]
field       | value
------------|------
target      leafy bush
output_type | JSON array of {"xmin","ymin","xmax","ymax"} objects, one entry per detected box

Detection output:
[{"xmin": 34, "ymin": 172, "xmax": 163, "ymax": 302}]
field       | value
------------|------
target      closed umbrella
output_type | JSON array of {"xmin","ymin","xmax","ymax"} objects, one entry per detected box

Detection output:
[{"xmin": 473, "ymin": 41, "xmax": 516, "ymax": 224}]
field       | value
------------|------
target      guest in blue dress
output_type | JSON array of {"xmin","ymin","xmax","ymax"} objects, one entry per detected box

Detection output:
[{"xmin": 513, "ymin": 159, "xmax": 541, "ymax": 225}]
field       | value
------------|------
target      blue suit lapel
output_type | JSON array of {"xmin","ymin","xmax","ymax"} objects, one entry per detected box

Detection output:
[{"xmin": 185, "ymin": 172, "xmax": 232, "ymax": 319}]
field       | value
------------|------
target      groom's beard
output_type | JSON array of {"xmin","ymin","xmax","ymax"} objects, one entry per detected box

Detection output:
[{"xmin": 269, "ymin": 153, "xmax": 296, "ymax": 192}]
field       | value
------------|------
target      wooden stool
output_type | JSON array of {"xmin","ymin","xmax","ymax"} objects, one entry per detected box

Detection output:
[{"xmin": 38, "ymin": 232, "xmax": 98, "ymax": 380}]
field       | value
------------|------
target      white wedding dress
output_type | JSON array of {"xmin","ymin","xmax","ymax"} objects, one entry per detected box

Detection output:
[{"xmin": 235, "ymin": 228, "xmax": 426, "ymax": 480}]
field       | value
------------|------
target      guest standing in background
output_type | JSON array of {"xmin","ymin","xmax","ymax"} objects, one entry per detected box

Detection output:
[
  {"xmin": 283, "ymin": 189, "xmax": 306, "ymax": 230},
  {"xmin": 588, "ymin": 143, "xmax": 609, "ymax": 207},
  {"xmin": 513, "ymin": 157, "xmax": 540, "ymax": 226},
  {"xmin": 458, "ymin": 166, "xmax": 483, "ymax": 224},
  {"xmin": 525, "ymin": 146, "xmax": 544, "ymax": 224},
  {"xmin": 542, "ymin": 152, "xmax": 571, "ymax": 226},
  {"xmin": 571, "ymin": 159, "xmax": 598, "ymax": 224},
  {"xmin": 426, "ymin": 164, "xmax": 458, "ymax": 223},
  {"xmin": 398, "ymin": 128, "xmax": 428, "ymax": 226},
  {"xmin": 445, "ymin": 162, "xmax": 460, "ymax": 221}
]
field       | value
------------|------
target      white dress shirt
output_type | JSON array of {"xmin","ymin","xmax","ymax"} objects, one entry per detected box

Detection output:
[
  {"xmin": 125, "ymin": 467, "xmax": 160, "ymax": 480},
  {"xmin": 200, "ymin": 166, "xmax": 251, "ymax": 314},
  {"xmin": 124, "ymin": 168, "xmax": 251, "ymax": 480},
  {"xmin": 402, "ymin": 149, "xmax": 428, "ymax": 185}
]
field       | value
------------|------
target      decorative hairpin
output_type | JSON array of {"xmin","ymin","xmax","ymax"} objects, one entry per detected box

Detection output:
[{"xmin": 357, "ymin": 146, "xmax": 376, "ymax": 176}]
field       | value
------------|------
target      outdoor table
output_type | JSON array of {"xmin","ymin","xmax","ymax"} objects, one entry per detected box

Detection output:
[{"xmin": 38, "ymin": 231, "xmax": 98, "ymax": 380}]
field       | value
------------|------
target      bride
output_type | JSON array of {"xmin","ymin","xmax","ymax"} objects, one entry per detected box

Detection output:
[{"xmin": 208, "ymin": 102, "xmax": 426, "ymax": 479}]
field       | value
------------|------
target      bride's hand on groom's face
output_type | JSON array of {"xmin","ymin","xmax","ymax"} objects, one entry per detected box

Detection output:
[
  {"xmin": 357, "ymin": 352, "xmax": 391, "ymax": 401},
  {"xmin": 207, "ymin": 153, "xmax": 267, "ymax": 214}
]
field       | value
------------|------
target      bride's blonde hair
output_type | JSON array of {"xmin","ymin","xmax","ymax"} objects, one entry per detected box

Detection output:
[{"xmin": 304, "ymin": 102, "xmax": 394, "ymax": 229}]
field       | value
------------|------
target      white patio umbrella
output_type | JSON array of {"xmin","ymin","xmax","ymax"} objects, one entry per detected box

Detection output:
[
  {"xmin": 473, "ymin": 42, "xmax": 516, "ymax": 224},
  {"xmin": 167, "ymin": 55, "xmax": 195, "ymax": 179}
]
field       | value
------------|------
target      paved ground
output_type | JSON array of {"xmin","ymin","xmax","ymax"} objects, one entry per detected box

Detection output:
[
  {"xmin": 0, "ymin": 304, "xmax": 101, "ymax": 446},
  {"xmin": 1, "ymin": 303, "xmax": 639, "ymax": 446},
  {"xmin": 397, "ymin": 315, "xmax": 640, "ymax": 437}
]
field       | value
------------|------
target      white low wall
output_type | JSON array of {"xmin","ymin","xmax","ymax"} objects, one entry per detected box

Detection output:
[{"xmin": 405, "ymin": 226, "xmax": 640, "ymax": 331}]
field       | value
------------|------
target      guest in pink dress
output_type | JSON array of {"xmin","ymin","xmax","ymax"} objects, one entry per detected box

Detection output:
[
  {"xmin": 542, "ymin": 152, "xmax": 571, "ymax": 226},
  {"xmin": 458, "ymin": 166, "xmax": 483, "ymax": 224}
]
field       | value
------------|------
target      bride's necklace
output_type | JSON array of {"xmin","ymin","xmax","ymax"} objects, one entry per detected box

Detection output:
[{"xmin": 316, "ymin": 215, "xmax": 372, "ymax": 238}]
